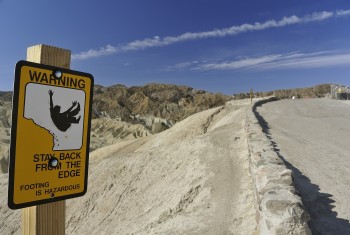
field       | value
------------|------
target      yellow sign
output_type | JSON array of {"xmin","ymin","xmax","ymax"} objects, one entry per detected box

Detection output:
[{"xmin": 8, "ymin": 61, "xmax": 94, "ymax": 209}]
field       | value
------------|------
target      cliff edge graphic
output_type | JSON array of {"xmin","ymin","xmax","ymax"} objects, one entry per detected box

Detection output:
[{"xmin": 24, "ymin": 84, "xmax": 85, "ymax": 150}]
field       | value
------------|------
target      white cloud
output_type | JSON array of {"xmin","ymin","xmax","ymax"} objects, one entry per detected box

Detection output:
[
  {"xmin": 261, "ymin": 52, "xmax": 350, "ymax": 70},
  {"xmin": 72, "ymin": 9, "xmax": 350, "ymax": 60},
  {"xmin": 303, "ymin": 11, "xmax": 333, "ymax": 22},
  {"xmin": 72, "ymin": 45, "xmax": 118, "ymax": 60},
  {"xmin": 196, "ymin": 55, "xmax": 281, "ymax": 70},
  {"xmin": 164, "ymin": 60, "xmax": 208, "ymax": 72},
  {"xmin": 336, "ymin": 9, "xmax": 350, "ymax": 16},
  {"xmin": 187, "ymin": 51, "xmax": 350, "ymax": 71}
]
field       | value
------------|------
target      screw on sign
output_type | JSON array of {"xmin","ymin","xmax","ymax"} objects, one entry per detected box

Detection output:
[{"xmin": 8, "ymin": 60, "xmax": 94, "ymax": 209}]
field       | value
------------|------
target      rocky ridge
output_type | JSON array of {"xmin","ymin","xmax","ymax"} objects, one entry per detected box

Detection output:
[
  {"xmin": 246, "ymin": 98, "xmax": 311, "ymax": 234},
  {"xmin": 273, "ymin": 84, "xmax": 331, "ymax": 99},
  {"xmin": 92, "ymin": 83, "xmax": 231, "ymax": 132},
  {"xmin": 0, "ymin": 91, "xmax": 12, "ymax": 103},
  {"xmin": 234, "ymin": 84, "xmax": 331, "ymax": 100}
]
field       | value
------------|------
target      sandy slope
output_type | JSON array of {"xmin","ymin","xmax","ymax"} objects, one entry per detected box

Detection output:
[
  {"xmin": 257, "ymin": 99, "xmax": 350, "ymax": 234},
  {"xmin": 0, "ymin": 100, "xmax": 257, "ymax": 234},
  {"xmin": 90, "ymin": 117, "xmax": 151, "ymax": 152}
]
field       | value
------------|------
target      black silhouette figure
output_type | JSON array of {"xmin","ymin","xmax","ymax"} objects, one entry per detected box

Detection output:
[{"xmin": 48, "ymin": 90, "xmax": 81, "ymax": 132}]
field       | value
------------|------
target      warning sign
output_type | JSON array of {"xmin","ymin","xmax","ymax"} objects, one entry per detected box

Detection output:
[{"xmin": 8, "ymin": 61, "xmax": 94, "ymax": 209}]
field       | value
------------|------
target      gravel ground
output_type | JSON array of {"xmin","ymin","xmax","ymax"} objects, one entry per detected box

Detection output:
[{"xmin": 257, "ymin": 98, "xmax": 350, "ymax": 234}]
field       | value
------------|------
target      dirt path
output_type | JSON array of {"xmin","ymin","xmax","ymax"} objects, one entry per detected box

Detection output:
[
  {"xmin": 204, "ymin": 103, "xmax": 257, "ymax": 234},
  {"xmin": 257, "ymin": 98, "xmax": 350, "ymax": 234}
]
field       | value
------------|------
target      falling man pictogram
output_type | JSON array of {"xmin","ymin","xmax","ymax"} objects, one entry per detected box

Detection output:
[{"xmin": 48, "ymin": 90, "xmax": 81, "ymax": 132}]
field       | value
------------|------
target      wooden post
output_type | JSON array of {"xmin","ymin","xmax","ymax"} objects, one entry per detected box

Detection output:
[
  {"xmin": 250, "ymin": 89, "xmax": 253, "ymax": 103},
  {"xmin": 22, "ymin": 44, "xmax": 71, "ymax": 235}
]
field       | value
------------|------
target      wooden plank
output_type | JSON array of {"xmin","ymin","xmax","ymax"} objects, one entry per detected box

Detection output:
[
  {"xmin": 27, "ymin": 44, "xmax": 71, "ymax": 69},
  {"xmin": 22, "ymin": 44, "xmax": 71, "ymax": 235}
]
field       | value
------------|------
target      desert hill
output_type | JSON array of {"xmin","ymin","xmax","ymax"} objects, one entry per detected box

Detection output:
[
  {"xmin": 90, "ymin": 118, "xmax": 151, "ymax": 152},
  {"xmin": 234, "ymin": 84, "xmax": 331, "ymax": 99},
  {"xmin": 0, "ymin": 84, "xmax": 230, "ymax": 173},
  {"xmin": 273, "ymin": 84, "xmax": 331, "ymax": 98},
  {"xmin": 0, "ymin": 91, "xmax": 12, "ymax": 102},
  {"xmin": 0, "ymin": 101, "xmax": 11, "ymax": 174},
  {"xmin": 92, "ymin": 83, "xmax": 231, "ymax": 132}
]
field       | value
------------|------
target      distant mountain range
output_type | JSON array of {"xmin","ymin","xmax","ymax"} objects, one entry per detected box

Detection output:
[{"xmin": 234, "ymin": 84, "xmax": 331, "ymax": 99}]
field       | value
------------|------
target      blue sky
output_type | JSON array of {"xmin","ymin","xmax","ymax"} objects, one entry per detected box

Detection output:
[{"xmin": 1, "ymin": 0, "xmax": 350, "ymax": 94}]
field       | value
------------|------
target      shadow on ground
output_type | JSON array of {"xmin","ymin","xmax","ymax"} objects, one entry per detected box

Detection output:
[{"xmin": 253, "ymin": 101, "xmax": 350, "ymax": 235}]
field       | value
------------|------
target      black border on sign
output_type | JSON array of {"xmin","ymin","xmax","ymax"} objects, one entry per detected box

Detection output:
[{"xmin": 8, "ymin": 60, "xmax": 94, "ymax": 210}]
